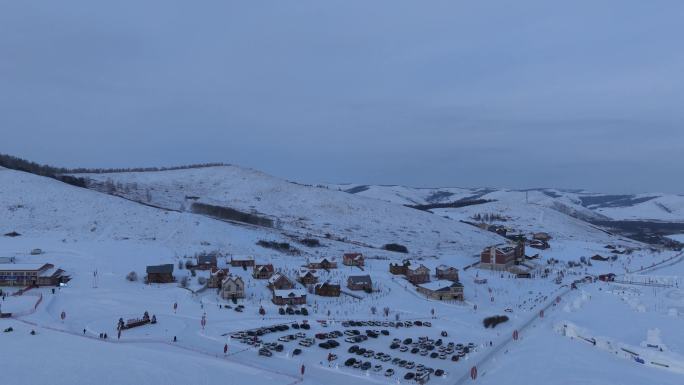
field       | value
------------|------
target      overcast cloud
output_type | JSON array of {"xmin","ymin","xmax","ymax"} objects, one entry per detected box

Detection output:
[{"xmin": 1, "ymin": 1, "xmax": 683, "ymax": 193}]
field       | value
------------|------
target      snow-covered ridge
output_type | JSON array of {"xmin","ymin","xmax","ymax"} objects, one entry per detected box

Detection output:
[
  {"xmin": 73, "ymin": 166, "xmax": 502, "ymax": 257},
  {"xmin": 331, "ymin": 184, "xmax": 684, "ymax": 222}
]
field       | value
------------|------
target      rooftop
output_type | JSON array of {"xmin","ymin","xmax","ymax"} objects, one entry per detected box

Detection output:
[
  {"xmin": 418, "ymin": 280, "xmax": 462, "ymax": 292},
  {"xmin": 273, "ymin": 289, "xmax": 306, "ymax": 298},
  {"xmin": 0, "ymin": 263, "xmax": 51, "ymax": 271}
]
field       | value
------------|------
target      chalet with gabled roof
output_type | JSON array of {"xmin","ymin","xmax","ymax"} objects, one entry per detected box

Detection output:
[
  {"xmin": 315, "ymin": 282, "xmax": 341, "ymax": 297},
  {"xmin": 221, "ymin": 276, "xmax": 245, "ymax": 299},
  {"xmin": 347, "ymin": 275, "xmax": 373, "ymax": 291},
  {"xmin": 416, "ymin": 281, "xmax": 464, "ymax": 301},
  {"xmin": 207, "ymin": 267, "xmax": 228, "ymax": 288},
  {"xmin": 343, "ymin": 253, "xmax": 364, "ymax": 267},
  {"xmin": 406, "ymin": 264, "xmax": 430, "ymax": 284},
  {"xmin": 272, "ymin": 289, "xmax": 307, "ymax": 305},
  {"xmin": 307, "ymin": 257, "xmax": 337, "ymax": 270},
  {"xmin": 297, "ymin": 270, "xmax": 318, "ymax": 286},
  {"xmin": 252, "ymin": 264, "xmax": 274, "ymax": 279},
  {"xmin": 145, "ymin": 264, "xmax": 175, "ymax": 284},
  {"xmin": 435, "ymin": 265, "xmax": 459, "ymax": 282},
  {"xmin": 268, "ymin": 273, "xmax": 295, "ymax": 291}
]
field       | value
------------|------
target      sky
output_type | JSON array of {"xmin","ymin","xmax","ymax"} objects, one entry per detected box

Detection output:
[{"xmin": 1, "ymin": 0, "xmax": 683, "ymax": 193}]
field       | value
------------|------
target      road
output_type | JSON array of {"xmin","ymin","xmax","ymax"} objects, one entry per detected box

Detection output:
[
  {"xmin": 451, "ymin": 285, "xmax": 572, "ymax": 384},
  {"xmin": 453, "ymin": 250, "xmax": 684, "ymax": 384}
]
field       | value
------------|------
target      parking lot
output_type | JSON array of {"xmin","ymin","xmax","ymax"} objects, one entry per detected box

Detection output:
[{"xmin": 229, "ymin": 319, "xmax": 479, "ymax": 383}]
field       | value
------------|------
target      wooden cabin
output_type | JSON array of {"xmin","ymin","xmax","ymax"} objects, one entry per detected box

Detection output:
[
  {"xmin": 342, "ymin": 253, "xmax": 364, "ymax": 267},
  {"xmin": 435, "ymin": 265, "xmax": 459, "ymax": 282},
  {"xmin": 406, "ymin": 264, "xmax": 430, "ymax": 284},
  {"xmin": 252, "ymin": 264, "xmax": 274, "ymax": 279},
  {"xmin": 314, "ymin": 282, "xmax": 341, "ymax": 297},
  {"xmin": 272, "ymin": 289, "xmax": 307, "ymax": 305},
  {"xmin": 347, "ymin": 275, "xmax": 373, "ymax": 291},
  {"xmin": 221, "ymin": 276, "xmax": 245, "ymax": 299},
  {"xmin": 268, "ymin": 273, "xmax": 295, "ymax": 291},
  {"xmin": 146, "ymin": 264, "xmax": 175, "ymax": 284}
]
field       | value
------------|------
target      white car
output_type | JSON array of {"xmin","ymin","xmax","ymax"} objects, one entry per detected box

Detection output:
[
  {"xmin": 373, "ymin": 365, "xmax": 383, "ymax": 372},
  {"xmin": 385, "ymin": 369, "xmax": 395, "ymax": 377}
]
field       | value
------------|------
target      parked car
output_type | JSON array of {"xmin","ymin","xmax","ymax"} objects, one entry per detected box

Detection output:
[
  {"xmin": 361, "ymin": 362, "xmax": 372, "ymax": 371},
  {"xmin": 404, "ymin": 372, "xmax": 415, "ymax": 380},
  {"xmin": 292, "ymin": 348, "xmax": 302, "ymax": 356},
  {"xmin": 259, "ymin": 348, "xmax": 272, "ymax": 357},
  {"xmin": 373, "ymin": 365, "xmax": 383, "ymax": 372},
  {"xmin": 345, "ymin": 358, "xmax": 356, "ymax": 367},
  {"xmin": 385, "ymin": 369, "xmax": 395, "ymax": 377},
  {"xmin": 399, "ymin": 346, "xmax": 408, "ymax": 352}
]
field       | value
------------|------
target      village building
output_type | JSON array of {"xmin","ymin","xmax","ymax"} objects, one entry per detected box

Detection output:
[
  {"xmin": 533, "ymin": 232, "xmax": 552, "ymax": 242},
  {"xmin": 0, "ymin": 263, "xmax": 67, "ymax": 286},
  {"xmin": 479, "ymin": 243, "xmax": 525, "ymax": 271},
  {"xmin": 389, "ymin": 260, "xmax": 411, "ymax": 275},
  {"xmin": 347, "ymin": 275, "xmax": 373, "ymax": 291},
  {"xmin": 297, "ymin": 270, "xmax": 319, "ymax": 286},
  {"xmin": 406, "ymin": 264, "xmax": 430, "ymax": 284},
  {"xmin": 315, "ymin": 282, "xmax": 341, "ymax": 297},
  {"xmin": 268, "ymin": 273, "xmax": 296, "ymax": 291},
  {"xmin": 528, "ymin": 239, "xmax": 550, "ymax": 250},
  {"xmin": 220, "ymin": 276, "xmax": 245, "ymax": 299},
  {"xmin": 307, "ymin": 257, "xmax": 337, "ymax": 270},
  {"xmin": 272, "ymin": 289, "xmax": 307, "ymax": 306},
  {"xmin": 195, "ymin": 254, "xmax": 218, "ymax": 270},
  {"xmin": 207, "ymin": 267, "xmax": 228, "ymax": 288},
  {"xmin": 435, "ymin": 265, "xmax": 459, "ymax": 282},
  {"xmin": 342, "ymin": 253, "xmax": 364, "ymax": 267},
  {"xmin": 145, "ymin": 264, "xmax": 175, "ymax": 284},
  {"xmin": 230, "ymin": 256, "xmax": 255, "ymax": 268},
  {"xmin": 416, "ymin": 281, "xmax": 464, "ymax": 301},
  {"xmin": 252, "ymin": 264, "xmax": 274, "ymax": 279}
]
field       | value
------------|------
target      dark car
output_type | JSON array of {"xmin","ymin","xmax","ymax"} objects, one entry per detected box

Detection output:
[
  {"xmin": 414, "ymin": 320, "xmax": 423, "ymax": 326},
  {"xmin": 435, "ymin": 369, "xmax": 444, "ymax": 376},
  {"xmin": 411, "ymin": 347, "xmax": 420, "ymax": 354},
  {"xmin": 356, "ymin": 348, "xmax": 367, "ymax": 356},
  {"xmin": 259, "ymin": 348, "xmax": 272, "ymax": 357},
  {"xmin": 327, "ymin": 339, "xmax": 340, "ymax": 348},
  {"xmin": 430, "ymin": 352, "xmax": 439, "ymax": 358},
  {"xmin": 275, "ymin": 344, "xmax": 284, "ymax": 352},
  {"xmin": 319, "ymin": 343, "xmax": 331, "ymax": 349},
  {"xmin": 390, "ymin": 343, "xmax": 400, "ymax": 349},
  {"xmin": 361, "ymin": 362, "xmax": 372, "ymax": 371},
  {"xmin": 292, "ymin": 323, "xmax": 300, "ymax": 329},
  {"xmin": 440, "ymin": 331, "xmax": 448, "ymax": 337},
  {"xmin": 435, "ymin": 339, "xmax": 443, "ymax": 347},
  {"xmin": 451, "ymin": 355, "xmax": 459, "ymax": 362},
  {"xmin": 403, "ymin": 338, "xmax": 412, "ymax": 345},
  {"xmin": 381, "ymin": 330, "xmax": 390, "ymax": 336},
  {"xmin": 404, "ymin": 372, "xmax": 415, "ymax": 380},
  {"xmin": 345, "ymin": 358, "xmax": 357, "ymax": 367},
  {"xmin": 300, "ymin": 323, "xmax": 310, "ymax": 330},
  {"xmin": 348, "ymin": 345, "xmax": 359, "ymax": 353},
  {"xmin": 292, "ymin": 348, "xmax": 302, "ymax": 356}
]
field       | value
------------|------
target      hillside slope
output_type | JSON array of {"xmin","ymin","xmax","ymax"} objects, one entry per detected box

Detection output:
[{"xmin": 75, "ymin": 166, "xmax": 502, "ymax": 257}]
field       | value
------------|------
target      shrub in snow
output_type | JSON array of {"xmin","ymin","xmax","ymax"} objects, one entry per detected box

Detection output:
[
  {"xmin": 126, "ymin": 271, "xmax": 138, "ymax": 282},
  {"xmin": 483, "ymin": 315, "xmax": 509, "ymax": 328},
  {"xmin": 197, "ymin": 277, "xmax": 207, "ymax": 285},
  {"xmin": 383, "ymin": 243, "xmax": 408, "ymax": 253}
]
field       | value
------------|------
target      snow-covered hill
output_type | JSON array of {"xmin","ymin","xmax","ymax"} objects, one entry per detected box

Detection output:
[
  {"xmin": 75, "ymin": 166, "xmax": 502, "ymax": 257},
  {"xmin": 332, "ymin": 184, "xmax": 684, "ymax": 222}
]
